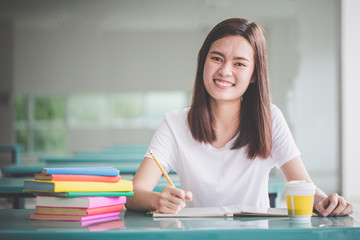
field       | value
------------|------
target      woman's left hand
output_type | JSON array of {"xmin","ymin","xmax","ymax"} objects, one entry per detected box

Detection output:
[{"xmin": 314, "ymin": 193, "xmax": 354, "ymax": 217}]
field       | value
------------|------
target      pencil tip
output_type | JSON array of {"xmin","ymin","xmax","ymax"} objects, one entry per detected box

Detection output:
[{"xmin": 149, "ymin": 149, "xmax": 153, "ymax": 155}]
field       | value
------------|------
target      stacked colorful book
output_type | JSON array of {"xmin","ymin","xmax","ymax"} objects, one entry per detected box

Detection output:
[{"xmin": 23, "ymin": 166, "xmax": 133, "ymax": 225}]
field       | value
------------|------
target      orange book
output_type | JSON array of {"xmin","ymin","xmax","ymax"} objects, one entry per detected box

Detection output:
[
  {"xmin": 34, "ymin": 173, "xmax": 121, "ymax": 182},
  {"xmin": 35, "ymin": 204, "xmax": 124, "ymax": 216}
]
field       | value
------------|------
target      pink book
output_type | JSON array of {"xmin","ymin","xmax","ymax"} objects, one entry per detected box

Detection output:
[
  {"xmin": 30, "ymin": 211, "xmax": 120, "ymax": 221},
  {"xmin": 36, "ymin": 196, "xmax": 127, "ymax": 208},
  {"xmin": 30, "ymin": 215, "xmax": 121, "ymax": 228}
]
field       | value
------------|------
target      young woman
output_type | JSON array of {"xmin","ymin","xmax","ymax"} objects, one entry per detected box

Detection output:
[{"xmin": 125, "ymin": 18, "xmax": 353, "ymax": 217}]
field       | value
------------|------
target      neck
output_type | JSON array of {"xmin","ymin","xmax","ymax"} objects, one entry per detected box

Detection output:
[{"xmin": 210, "ymin": 99, "xmax": 241, "ymax": 128}]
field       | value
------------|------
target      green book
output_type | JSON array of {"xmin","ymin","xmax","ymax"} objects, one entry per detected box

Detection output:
[{"xmin": 33, "ymin": 191, "xmax": 134, "ymax": 198}]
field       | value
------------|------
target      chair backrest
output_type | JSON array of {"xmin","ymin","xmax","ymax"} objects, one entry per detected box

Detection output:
[{"xmin": 0, "ymin": 144, "xmax": 20, "ymax": 174}]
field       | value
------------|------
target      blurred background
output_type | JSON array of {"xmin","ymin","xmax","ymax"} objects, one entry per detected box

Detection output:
[{"xmin": 0, "ymin": 0, "xmax": 358, "ymax": 203}]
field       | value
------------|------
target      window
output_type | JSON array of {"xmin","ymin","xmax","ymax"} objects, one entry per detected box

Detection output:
[
  {"xmin": 34, "ymin": 96, "xmax": 65, "ymax": 122},
  {"xmin": 14, "ymin": 91, "xmax": 188, "ymax": 155},
  {"xmin": 68, "ymin": 94, "xmax": 108, "ymax": 128},
  {"xmin": 144, "ymin": 91, "xmax": 189, "ymax": 128},
  {"xmin": 110, "ymin": 93, "xmax": 143, "ymax": 128},
  {"xmin": 14, "ymin": 96, "xmax": 29, "ymax": 152},
  {"xmin": 14, "ymin": 95, "xmax": 67, "ymax": 155}
]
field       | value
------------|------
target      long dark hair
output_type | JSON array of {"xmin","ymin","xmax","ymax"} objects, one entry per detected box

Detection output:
[{"xmin": 187, "ymin": 18, "xmax": 272, "ymax": 159}]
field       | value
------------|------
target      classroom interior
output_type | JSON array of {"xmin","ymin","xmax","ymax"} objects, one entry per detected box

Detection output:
[{"xmin": 0, "ymin": 0, "xmax": 359, "ymax": 211}]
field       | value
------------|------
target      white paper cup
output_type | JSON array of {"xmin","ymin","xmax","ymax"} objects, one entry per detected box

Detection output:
[{"xmin": 284, "ymin": 180, "xmax": 316, "ymax": 222}]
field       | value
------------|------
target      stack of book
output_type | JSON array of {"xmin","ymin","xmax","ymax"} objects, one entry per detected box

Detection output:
[
  {"xmin": 24, "ymin": 166, "xmax": 133, "ymax": 225},
  {"xmin": 29, "ymin": 215, "xmax": 126, "ymax": 231}
]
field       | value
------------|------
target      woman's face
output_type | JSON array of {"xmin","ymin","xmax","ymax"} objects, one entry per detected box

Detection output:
[{"xmin": 203, "ymin": 35, "xmax": 255, "ymax": 104}]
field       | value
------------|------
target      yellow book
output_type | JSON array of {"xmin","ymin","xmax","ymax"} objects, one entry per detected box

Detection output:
[{"xmin": 24, "ymin": 179, "xmax": 133, "ymax": 192}]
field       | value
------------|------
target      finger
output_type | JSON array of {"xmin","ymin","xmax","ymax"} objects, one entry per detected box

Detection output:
[
  {"xmin": 165, "ymin": 186, "xmax": 186, "ymax": 200},
  {"xmin": 340, "ymin": 203, "xmax": 354, "ymax": 216},
  {"xmin": 185, "ymin": 191, "xmax": 193, "ymax": 201},
  {"xmin": 329, "ymin": 196, "xmax": 347, "ymax": 216},
  {"xmin": 315, "ymin": 199, "xmax": 328, "ymax": 216},
  {"xmin": 323, "ymin": 193, "xmax": 340, "ymax": 216},
  {"xmin": 167, "ymin": 195, "xmax": 186, "ymax": 208},
  {"xmin": 163, "ymin": 187, "xmax": 188, "ymax": 207},
  {"xmin": 157, "ymin": 203, "xmax": 182, "ymax": 214},
  {"xmin": 160, "ymin": 190, "xmax": 186, "ymax": 208},
  {"xmin": 159, "ymin": 194, "xmax": 184, "ymax": 211},
  {"xmin": 164, "ymin": 201, "xmax": 183, "ymax": 212}
]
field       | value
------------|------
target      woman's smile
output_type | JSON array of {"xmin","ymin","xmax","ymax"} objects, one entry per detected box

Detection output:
[{"xmin": 214, "ymin": 79, "xmax": 235, "ymax": 88}]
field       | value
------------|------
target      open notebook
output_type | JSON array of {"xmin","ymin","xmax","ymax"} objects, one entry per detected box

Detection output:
[{"xmin": 151, "ymin": 205, "xmax": 288, "ymax": 218}]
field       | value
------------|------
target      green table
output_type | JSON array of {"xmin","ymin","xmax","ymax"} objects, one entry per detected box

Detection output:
[
  {"xmin": 0, "ymin": 177, "xmax": 33, "ymax": 208},
  {"xmin": 0, "ymin": 174, "xmax": 283, "ymax": 209},
  {"xmin": 0, "ymin": 209, "xmax": 359, "ymax": 240}
]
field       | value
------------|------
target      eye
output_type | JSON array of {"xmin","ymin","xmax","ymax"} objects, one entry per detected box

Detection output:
[
  {"xmin": 234, "ymin": 62, "xmax": 245, "ymax": 67},
  {"xmin": 211, "ymin": 56, "xmax": 223, "ymax": 62}
]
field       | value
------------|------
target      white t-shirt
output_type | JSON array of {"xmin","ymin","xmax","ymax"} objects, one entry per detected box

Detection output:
[{"xmin": 144, "ymin": 104, "xmax": 300, "ymax": 211}]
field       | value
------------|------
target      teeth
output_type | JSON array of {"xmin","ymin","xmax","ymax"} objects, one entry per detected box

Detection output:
[{"xmin": 215, "ymin": 80, "xmax": 234, "ymax": 87}]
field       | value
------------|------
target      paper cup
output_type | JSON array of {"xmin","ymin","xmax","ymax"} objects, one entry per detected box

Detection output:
[{"xmin": 284, "ymin": 180, "xmax": 316, "ymax": 222}]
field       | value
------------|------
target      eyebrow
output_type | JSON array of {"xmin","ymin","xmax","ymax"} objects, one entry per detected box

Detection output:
[{"xmin": 209, "ymin": 51, "xmax": 251, "ymax": 62}]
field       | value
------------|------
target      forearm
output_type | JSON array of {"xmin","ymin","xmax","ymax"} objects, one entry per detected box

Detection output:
[
  {"xmin": 125, "ymin": 157, "xmax": 164, "ymax": 212},
  {"xmin": 125, "ymin": 189, "xmax": 161, "ymax": 212}
]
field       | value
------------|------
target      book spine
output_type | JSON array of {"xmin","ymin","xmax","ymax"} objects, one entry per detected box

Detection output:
[
  {"xmin": 52, "ymin": 180, "xmax": 132, "ymax": 192},
  {"xmin": 36, "ymin": 206, "xmax": 87, "ymax": 215},
  {"xmin": 33, "ymin": 191, "xmax": 134, "ymax": 198},
  {"xmin": 66, "ymin": 191, "xmax": 134, "ymax": 198},
  {"xmin": 87, "ymin": 196, "xmax": 127, "ymax": 208},
  {"xmin": 79, "ymin": 211, "xmax": 120, "ymax": 221},
  {"xmin": 35, "ymin": 174, "xmax": 121, "ymax": 182},
  {"xmin": 36, "ymin": 204, "xmax": 125, "ymax": 216},
  {"xmin": 24, "ymin": 179, "xmax": 133, "ymax": 193},
  {"xmin": 43, "ymin": 167, "xmax": 119, "ymax": 176},
  {"xmin": 36, "ymin": 196, "xmax": 127, "ymax": 208},
  {"xmin": 86, "ymin": 204, "xmax": 124, "ymax": 215},
  {"xmin": 30, "ymin": 211, "xmax": 120, "ymax": 221}
]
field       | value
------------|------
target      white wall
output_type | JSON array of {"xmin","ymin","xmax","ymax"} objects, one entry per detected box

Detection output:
[
  {"xmin": 266, "ymin": 0, "xmax": 340, "ymax": 194},
  {"xmin": 14, "ymin": 29, "xmax": 200, "ymax": 93},
  {"xmin": 291, "ymin": 0, "xmax": 340, "ymax": 193},
  {"xmin": 341, "ymin": 0, "xmax": 360, "ymax": 200}
]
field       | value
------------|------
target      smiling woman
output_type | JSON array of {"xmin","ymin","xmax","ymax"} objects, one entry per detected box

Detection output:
[
  {"xmin": 189, "ymin": 19, "xmax": 271, "ymax": 159},
  {"xmin": 126, "ymin": 18, "xmax": 353, "ymax": 218}
]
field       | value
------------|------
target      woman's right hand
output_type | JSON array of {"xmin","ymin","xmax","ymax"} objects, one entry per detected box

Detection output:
[{"xmin": 156, "ymin": 186, "xmax": 192, "ymax": 213}]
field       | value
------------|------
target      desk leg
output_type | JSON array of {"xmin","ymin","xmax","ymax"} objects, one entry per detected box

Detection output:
[
  {"xmin": 269, "ymin": 193, "xmax": 277, "ymax": 208},
  {"xmin": 12, "ymin": 197, "xmax": 25, "ymax": 209}
]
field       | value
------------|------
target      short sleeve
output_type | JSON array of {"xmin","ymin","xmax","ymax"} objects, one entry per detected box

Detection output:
[
  {"xmin": 144, "ymin": 118, "xmax": 178, "ymax": 173},
  {"xmin": 271, "ymin": 105, "xmax": 301, "ymax": 168}
]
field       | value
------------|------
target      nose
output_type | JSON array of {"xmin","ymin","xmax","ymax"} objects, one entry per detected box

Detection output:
[{"xmin": 218, "ymin": 62, "xmax": 232, "ymax": 77}]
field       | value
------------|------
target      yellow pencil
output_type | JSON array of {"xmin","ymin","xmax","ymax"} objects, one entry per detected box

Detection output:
[{"xmin": 149, "ymin": 150, "xmax": 175, "ymax": 187}]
